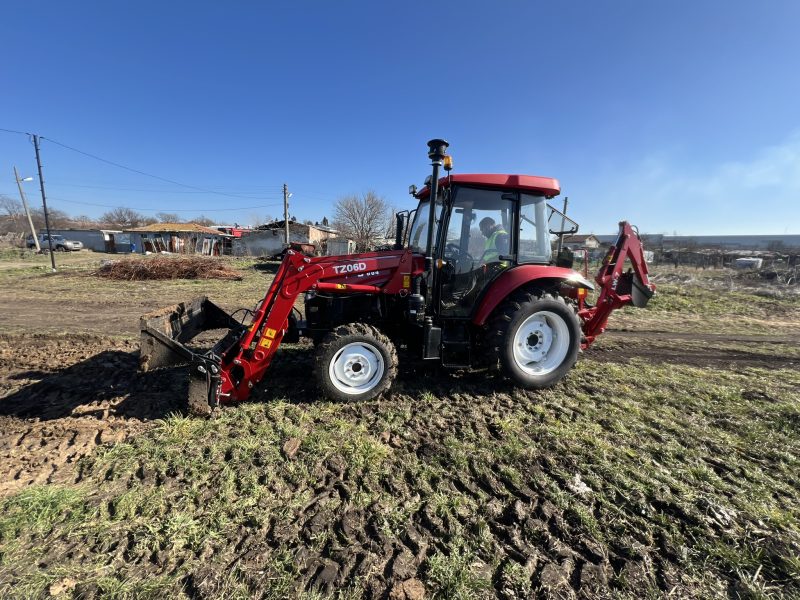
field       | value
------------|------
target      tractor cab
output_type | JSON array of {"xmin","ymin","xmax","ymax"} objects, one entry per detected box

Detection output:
[{"xmin": 404, "ymin": 146, "xmax": 579, "ymax": 319}]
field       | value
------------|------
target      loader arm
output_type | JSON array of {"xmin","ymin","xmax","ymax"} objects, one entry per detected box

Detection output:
[
  {"xmin": 140, "ymin": 249, "xmax": 414, "ymax": 413},
  {"xmin": 579, "ymin": 221, "xmax": 655, "ymax": 347}
]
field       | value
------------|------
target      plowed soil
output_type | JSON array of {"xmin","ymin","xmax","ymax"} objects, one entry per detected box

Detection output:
[
  {"xmin": 1, "ymin": 259, "xmax": 799, "ymax": 599},
  {"xmin": 0, "ymin": 335, "xmax": 183, "ymax": 496},
  {"xmin": 3, "ymin": 327, "xmax": 795, "ymax": 500}
]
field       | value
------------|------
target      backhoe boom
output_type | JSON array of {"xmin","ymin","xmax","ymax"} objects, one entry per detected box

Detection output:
[{"xmin": 579, "ymin": 221, "xmax": 655, "ymax": 347}]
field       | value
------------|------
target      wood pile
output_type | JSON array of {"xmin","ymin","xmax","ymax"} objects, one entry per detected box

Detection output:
[{"xmin": 94, "ymin": 256, "xmax": 242, "ymax": 280}]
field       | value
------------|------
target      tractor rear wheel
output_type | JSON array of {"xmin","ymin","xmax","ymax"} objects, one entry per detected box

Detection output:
[
  {"xmin": 490, "ymin": 291, "xmax": 580, "ymax": 389},
  {"xmin": 314, "ymin": 323, "xmax": 397, "ymax": 402}
]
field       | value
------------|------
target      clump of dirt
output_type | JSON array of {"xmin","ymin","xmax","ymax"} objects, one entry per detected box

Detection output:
[
  {"xmin": 0, "ymin": 333, "xmax": 184, "ymax": 495},
  {"xmin": 93, "ymin": 256, "xmax": 242, "ymax": 281}
]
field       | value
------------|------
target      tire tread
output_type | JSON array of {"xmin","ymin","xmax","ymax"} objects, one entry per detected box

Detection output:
[
  {"xmin": 314, "ymin": 323, "xmax": 398, "ymax": 401},
  {"xmin": 487, "ymin": 288, "xmax": 580, "ymax": 388}
]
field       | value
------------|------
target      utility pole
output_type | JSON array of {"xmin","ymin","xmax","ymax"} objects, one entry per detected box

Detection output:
[
  {"xmin": 33, "ymin": 135, "xmax": 56, "ymax": 271},
  {"xmin": 283, "ymin": 183, "xmax": 290, "ymax": 246},
  {"xmin": 14, "ymin": 166, "xmax": 40, "ymax": 252}
]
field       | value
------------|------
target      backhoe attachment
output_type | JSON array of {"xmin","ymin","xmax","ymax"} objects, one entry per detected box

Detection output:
[{"xmin": 579, "ymin": 221, "xmax": 656, "ymax": 347}]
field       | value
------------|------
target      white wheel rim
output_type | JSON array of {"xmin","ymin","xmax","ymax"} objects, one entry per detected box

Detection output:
[
  {"xmin": 329, "ymin": 342, "xmax": 385, "ymax": 395},
  {"xmin": 512, "ymin": 311, "xmax": 570, "ymax": 376}
]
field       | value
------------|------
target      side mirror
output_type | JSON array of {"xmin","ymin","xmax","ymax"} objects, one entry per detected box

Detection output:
[{"xmin": 394, "ymin": 210, "xmax": 410, "ymax": 250}]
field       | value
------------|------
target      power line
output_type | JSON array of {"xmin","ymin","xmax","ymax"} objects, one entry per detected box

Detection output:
[
  {"xmin": 43, "ymin": 181, "xmax": 284, "ymax": 195},
  {"xmin": 0, "ymin": 127, "xmax": 30, "ymax": 136},
  {"xmin": 291, "ymin": 190, "xmax": 340, "ymax": 202},
  {"xmin": 0, "ymin": 187, "xmax": 283, "ymax": 213},
  {"xmin": 41, "ymin": 136, "xmax": 278, "ymax": 200},
  {"xmin": 46, "ymin": 196, "xmax": 284, "ymax": 212},
  {"xmin": 45, "ymin": 175, "xmax": 285, "ymax": 190},
  {"xmin": 1, "ymin": 128, "xmax": 282, "ymax": 200},
  {"xmin": 2, "ymin": 128, "xmax": 291, "ymax": 211}
]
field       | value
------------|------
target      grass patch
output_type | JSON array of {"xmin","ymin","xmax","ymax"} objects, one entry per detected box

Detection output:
[
  {"xmin": 425, "ymin": 538, "xmax": 493, "ymax": 599},
  {"xmin": 2, "ymin": 263, "xmax": 800, "ymax": 597},
  {"xmin": 0, "ymin": 486, "xmax": 90, "ymax": 541}
]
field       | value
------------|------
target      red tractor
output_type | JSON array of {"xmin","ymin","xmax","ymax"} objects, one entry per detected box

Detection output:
[{"xmin": 141, "ymin": 139, "xmax": 655, "ymax": 414}]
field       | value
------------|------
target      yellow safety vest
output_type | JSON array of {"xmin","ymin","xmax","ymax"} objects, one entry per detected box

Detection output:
[{"xmin": 483, "ymin": 228, "xmax": 508, "ymax": 263}]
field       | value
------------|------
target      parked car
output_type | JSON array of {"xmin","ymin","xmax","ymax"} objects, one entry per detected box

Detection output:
[{"xmin": 26, "ymin": 234, "xmax": 84, "ymax": 252}]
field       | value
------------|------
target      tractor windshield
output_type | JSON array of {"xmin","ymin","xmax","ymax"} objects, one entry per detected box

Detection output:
[{"xmin": 408, "ymin": 196, "xmax": 444, "ymax": 254}]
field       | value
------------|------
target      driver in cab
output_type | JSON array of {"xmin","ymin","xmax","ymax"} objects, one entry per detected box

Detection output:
[{"xmin": 479, "ymin": 217, "xmax": 509, "ymax": 266}]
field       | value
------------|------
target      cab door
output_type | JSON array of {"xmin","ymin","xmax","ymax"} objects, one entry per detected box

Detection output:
[{"xmin": 437, "ymin": 187, "xmax": 515, "ymax": 317}]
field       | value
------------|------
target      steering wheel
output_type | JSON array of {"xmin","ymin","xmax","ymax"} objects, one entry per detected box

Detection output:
[{"xmin": 444, "ymin": 242, "xmax": 476, "ymax": 263}]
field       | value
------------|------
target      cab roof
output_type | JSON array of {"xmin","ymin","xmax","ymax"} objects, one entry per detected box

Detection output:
[{"xmin": 417, "ymin": 173, "xmax": 561, "ymax": 199}]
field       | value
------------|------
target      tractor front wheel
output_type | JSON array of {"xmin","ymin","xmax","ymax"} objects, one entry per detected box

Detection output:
[
  {"xmin": 491, "ymin": 291, "xmax": 580, "ymax": 389},
  {"xmin": 314, "ymin": 323, "xmax": 397, "ymax": 402}
]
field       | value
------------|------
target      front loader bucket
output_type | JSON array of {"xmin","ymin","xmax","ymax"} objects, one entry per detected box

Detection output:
[
  {"xmin": 139, "ymin": 296, "xmax": 242, "ymax": 371},
  {"xmin": 140, "ymin": 297, "xmax": 247, "ymax": 415}
]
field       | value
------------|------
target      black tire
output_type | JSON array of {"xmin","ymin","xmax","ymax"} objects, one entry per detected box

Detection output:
[
  {"xmin": 489, "ymin": 290, "xmax": 580, "ymax": 389},
  {"xmin": 314, "ymin": 323, "xmax": 397, "ymax": 402},
  {"xmin": 56, "ymin": 245, "xmax": 66, "ymax": 252}
]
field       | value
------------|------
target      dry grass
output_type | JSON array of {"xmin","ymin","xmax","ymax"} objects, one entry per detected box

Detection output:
[{"xmin": 93, "ymin": 256, "xmax": 243, "ymax": 281}]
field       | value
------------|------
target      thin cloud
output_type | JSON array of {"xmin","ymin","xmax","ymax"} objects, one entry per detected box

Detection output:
[{"xmin": 604, "ymin": 133, "xmax": 800, "ymax": 235}]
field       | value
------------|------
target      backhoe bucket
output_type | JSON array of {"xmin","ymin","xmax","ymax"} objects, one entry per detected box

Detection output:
[
  {"xmin": 617, "ymin": 272, "xmax": 654, "ymax": 308},
  {"xmin": 139, "ymin": 296, "xmax": 243, "ymax": 372}
]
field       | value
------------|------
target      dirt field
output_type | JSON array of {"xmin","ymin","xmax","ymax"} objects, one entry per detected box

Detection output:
[{"xmin": 1, "ymin": 253, "xmax": 799, "ymax": 599}]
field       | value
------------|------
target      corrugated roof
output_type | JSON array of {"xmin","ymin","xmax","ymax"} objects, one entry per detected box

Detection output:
[{"xmin": 126, "ymin": 223, "xmax": 226, "ymax": 235}]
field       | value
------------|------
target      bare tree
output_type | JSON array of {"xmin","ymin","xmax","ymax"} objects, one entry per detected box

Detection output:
[
  {"xmin": 31, "ymin": 207, "xmax": 71, "ymax": 229},
  {"xmin": 100, "ymin": 207, "xmax": 148, "ymax": 229},
  {"xmin": 1, "ymin": 199, "xmax": 72, "ymax": 232},
  {"xmin": 248, "ymin": 213, "xmax": 272, "ymax": 228},
  {"xmin": 333, "ymin": 191, "xmax": 392, "ymax": 251},
  {"xmin": 0, "ymin": 195, "xmax": 25, "ymax": 234},
  {"xmin": 0, "ymin": 195, "xmax": 23, "ymax": 218},
  {"xmin": 72, "ymin": 214, "xmax": 98, "ymax": 228},
  {"xmin": 192, "ymin": 215, "xmax": 215, "ymax": 226},
  {"xmin": 156, "ymin": 212, "xmax": 181, "ymax": 223},
  {"xmin": 0, "ymin": 195, "xmax": 25, "ymax": 233}
]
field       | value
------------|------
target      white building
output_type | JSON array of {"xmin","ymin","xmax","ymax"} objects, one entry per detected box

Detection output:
[{"xmin": 234, "ymin": 221, "xmax": 342, "ymax": 256}]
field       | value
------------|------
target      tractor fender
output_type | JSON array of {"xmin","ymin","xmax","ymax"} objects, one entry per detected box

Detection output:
[{"xmin": 472, "ymin": 265, "xmax": 594, "ymax": 326}]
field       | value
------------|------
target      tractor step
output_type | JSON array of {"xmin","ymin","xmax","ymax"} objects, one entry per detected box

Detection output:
[{"xmin": 441, "ymin": 339, "xmax": 472, "ymax": 368}]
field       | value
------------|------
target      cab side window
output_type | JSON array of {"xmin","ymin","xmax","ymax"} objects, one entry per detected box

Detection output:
[{"xmin": 518, "ymin": 194, "xmax": 551, "ymax": 264}]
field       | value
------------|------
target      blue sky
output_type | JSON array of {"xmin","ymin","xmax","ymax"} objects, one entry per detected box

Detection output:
[{"xmin": 2, "ymin": 1, "xmax": 799, "ymax": 234}]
